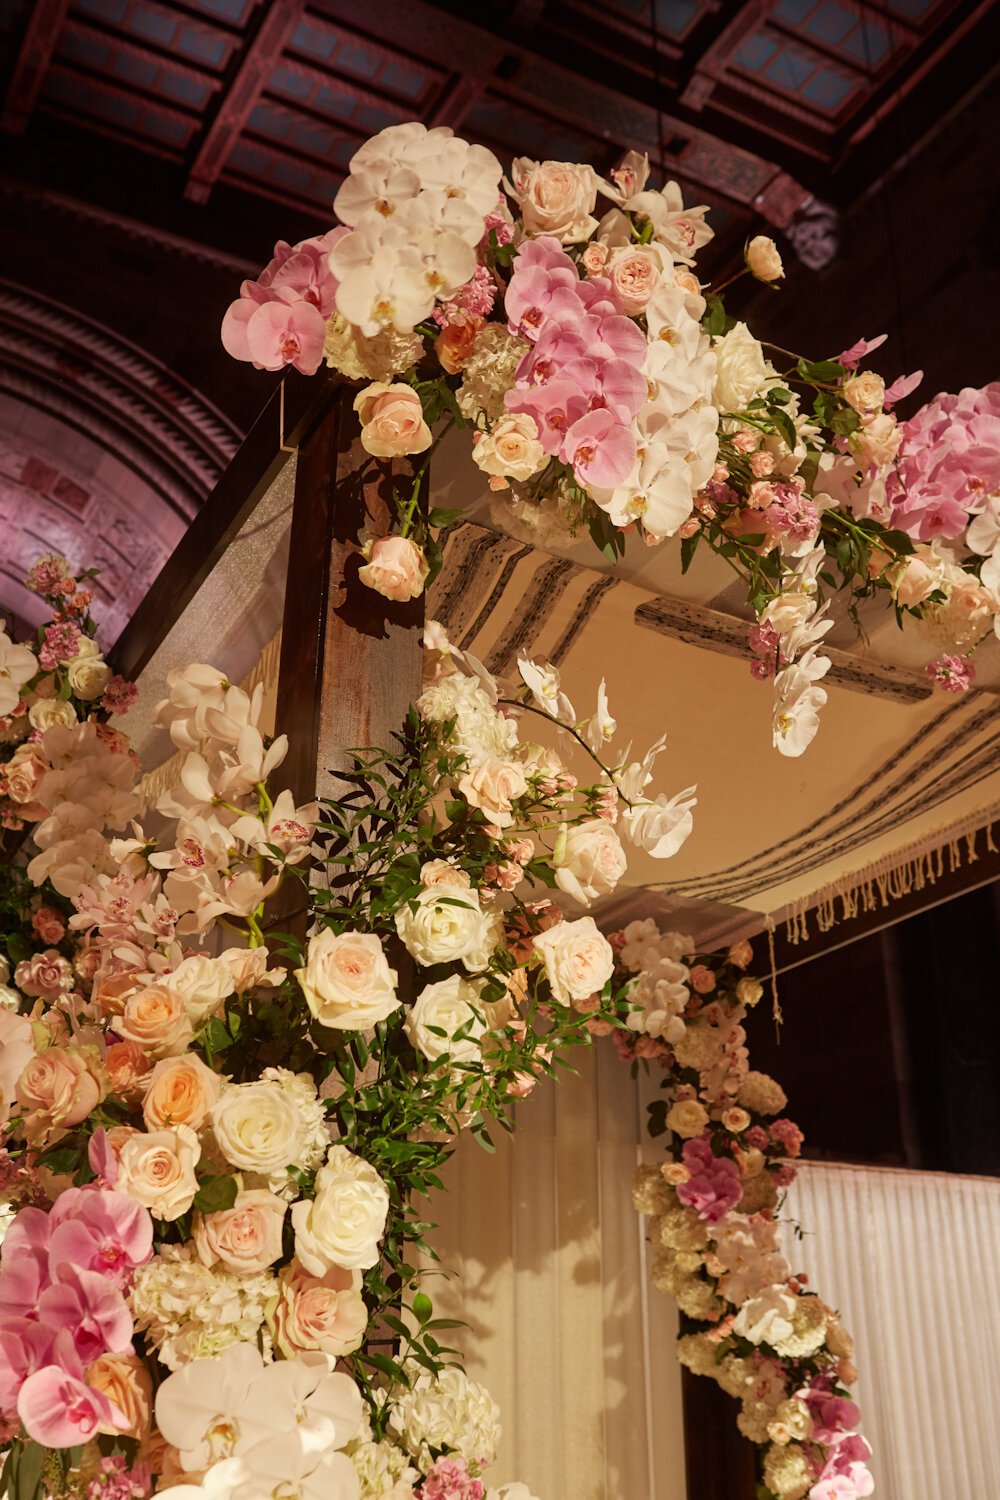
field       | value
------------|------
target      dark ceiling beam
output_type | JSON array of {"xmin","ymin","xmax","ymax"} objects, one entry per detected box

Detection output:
[
  {"xmin": 1, "ymin": 0, "xmax": 72, "ymax": 135},
  {"xmin": 185, "ymin": 0, "xmax": 306, "ymax": 205}
]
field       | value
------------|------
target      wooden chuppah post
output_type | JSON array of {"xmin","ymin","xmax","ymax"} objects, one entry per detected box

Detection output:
[{"xmin": 268, "ymin": 381, "xmax": 424, "ymax": 940}]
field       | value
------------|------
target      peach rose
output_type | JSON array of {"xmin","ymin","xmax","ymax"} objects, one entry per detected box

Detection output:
[
  {"xmin": 727, "ymin": 940, "xmax": 754, "ymax": 969},
  {"xmin": 295, "ymin": 929, "xmax": 399, "ymax": 1030},
  {"xmin": 552, "ymin": 820, "xmax": 627, "ymax": 906},
  {"xmin": 116, "ymin": 985, "xmax": 193, "ymax": 1058},
  {"xmin": 581, "ymin": 242, "xmax": 609, "ymax": 276},
  {"xmin": 472, "ymin": 414, "xmax": 546, "ymax": 484},
  {"xmin": 608, "ymin": 247, "xmax": 661, "ymax": 314},
  {"xmin": 948, "ymin": 580, "xmax": 995, "ymax": 622},
  {"xmin": 746, "ymin": 235, "xmax": 784, "ymax": 282},
  {"xmin": 105, "ymin": 1040, "xmax": 152, "ymax": 1097},
  {"xmin": 510, "ymin": 158, "xmax": 600, "ymax": 242},
  {"xmin": 115, "ymin": 1125, "xmax": 200, "ymax": 1220},
  {"xmin": 354, "ymin": 383, "xmax": 432, "ymax": 458},
  {"xmin": 193, "ymin": 1188, "xmax": 286, "ymax": 1274},
  {"xmin": 689, "ymin": 965, "xmax": 716, "ymax": 995},
  {"xmin": 218, "ymin": 946, "xmax": 283, "ymax": 993},
  {"xmin": 457, "ymin": 756, "xmax": 528, "ymax": 829},
  {"xmin": 4, "ymin": 743, "xmax": 49, "ymax": 812},
  {"xmin": 722, "ymin": 1107, "xmax": 751, "ymax": 1133},
  {"xmin": 14, "ymin": 948, "xmax": 72, "ymax": 1000},
  {"xmin": 92, "ymin": 970, "xmax": 145, "ymax": 1018},
  {"xmin": 87, "ymin": 1353, "xmax": 153, "ymax": 1439},
  {"xmin": 532, "ymin": 915, "xmax": 614, "ymax": 1005},
  {"xmin": 435, "ymin": 317, "xmax": 483, "ymax": 374},
  {"xmin": 142, "ymin": 1053, "xmax": 223, "ymax": 1132},
  {"xmin": 419, "ymin": 860, "xmax": 472, "ymax": 890},
  {"xmin": 891, "ymin": 555, "xmax": 940, "ymax": 607},
  {"xmin": 268, "ymin": 1259, "xmax": 368, "ymax": 1359},
  {"xmin": 31, "ymin": 906, "xmax": 65, "ymax": 944},
  {"xmin": 16, "ymin": 1047, "xmax": 105, "ymax": 1141},
  {"xmin": 358, "ymin": 536, "xmax": 429, "ymax": 603}
]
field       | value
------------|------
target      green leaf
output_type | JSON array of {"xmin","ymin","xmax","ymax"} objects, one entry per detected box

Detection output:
[
  {"xmin": 14, "ymin": 1443, "xmax": 44, "ymax": 1500},
  {"xmin": 769, "ymin": 408, "xmax": 797, "ymax": 450},
  {"xmin": 765, "ymin": 386, "xmax": 792, "ymax": 405},
  {"xmin": 680, "ymin": 533, "xmax": 700, "ymax": 574},
  {"xmin": 830, "ymin": 405, "xmax": 861, "ymax": 436},
  {"xmin": 703, "ymin": 294, "xmax": 727, "ymax": 338},
  {"xmin": 797, "ymin": 357, "xmax": 844, "ymax": 383},
  {"xmin": 193, "ymin": 1170, "xmax": 239, "ymax": 1214},
  {"xmin": 428, "ymin": 507, "xmax": 463, "ymax": 528}
]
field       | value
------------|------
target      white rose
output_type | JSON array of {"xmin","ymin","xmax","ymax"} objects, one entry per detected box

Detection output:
[
  {"xmin": 746, "ymin": 236, "xmax": 784, "ymax": 282},
  {"xmin": 532, "ymin": 916, "xmax": 614, "ymax": 1005},
  {"xmin": 395, "ymin": 887, "xmax": 493, "ymax": 970},
  {"xmin": 211, "ymin": 1078, "xmax": 308, "ymax": 1175},
  {"xmin": 404, "ymin": 975, "xmax": 488, "ymax": 1064},
  {"xmin": 295, "ymin": 929, "xmax": 399, "ymax": 1030},
  {"xmin": 509, "ymin": 157, "xmax": 601, "ymax": 242},
  {"xmin": 472, "ymin": 414, "xmax": 547, "ymax": 483},
  {"xmin": 116, "ymin": 1125, "xmax": 200, "ymax": 1221},
  {"xmin": 67, "ymin": 655, "xmax": 113, "ymax": 701},
  {"xmin": 713, "ymin": 322, "xmax": 768, "ymax": 411},
  {"xmin": 27, "ymin": 697, "xmax": 78, "ymax": 732},
  {"xmin": 457, "ymin": 757, "xmax": 528, "ymax": 828},
  {"xmin": 167, "ymin": 954, "xmax": 235, "ymax": 1024},
  {"xmin": 666, "ymin": 1098, "xmax": 709, "ymax": 1138},
  {"xmin": 291, "ymin": 1144, "xmax": 389, "ymax": 1274},
  {"xmin": 553, "ymin": 819, "xmax": 627, "ymax": 906}
]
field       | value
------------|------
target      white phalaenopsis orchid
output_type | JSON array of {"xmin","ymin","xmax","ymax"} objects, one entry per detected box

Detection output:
[
  {"xmin": 517, "ymin": 656, "xmax": 575, "ymax": 724},
  {"xmin": 581, "ymin": 679, "xmax": 616, "ymax": 754},
  {"xmin": 622, "ymin": 784, "xmax": 697, "ymax": 859},
  {"xmin": 0, "ymin": 629, "xmax": 37, "ymax": 717},
  {"xmin": 772, "ymin": 647, "xmax": 831, "ymax": 758}
]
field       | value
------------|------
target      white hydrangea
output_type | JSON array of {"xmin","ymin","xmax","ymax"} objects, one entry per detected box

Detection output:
[
  {"xmin": 676, "ymin": 1331, "xmax": 722, "ymax": 1380},
  {"xmin": 763, "ymin": 1441, "xmax": 813, "ymax": 1500},
  {"xmin": 619, "ymin": 920, "xmax": 693, "ymax": 972},
  {"xmin": 345, "ymin": 1421, "xmax": 420, "ymax": 1500},
  {"xmin": 737, "ymin": 1070, "xmax": 788, "ymax": 1117},
  {"xmin": 457, "ymin": 324, "xmax": 530, "ymax": 426},
  {"xmin": 417, "ymin": 674, "xmax": 518, "ymax": 767},
  {"xmin": 387, "ymin": 1364, "xmax": 501, "ymax": 1474},
  {"xmin": 323, "ymin": 312, "xmax": 424, "ymax": 382},
  {"xmin": 129, "ymin": 1243, "xmax": 276, "ymax": 1369},
  {"xmin": 673, "ymin": 1022, "xmax": 726, "ymax": 1073}
]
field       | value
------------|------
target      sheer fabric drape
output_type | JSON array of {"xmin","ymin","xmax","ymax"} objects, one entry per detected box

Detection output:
[
  {"xmin": 426, "ymin": 1042, "xmax": 687, "ymax": 1500},
  {"xmin": 783, "ymin": 1162, "xmax": 1000, "ymax": 1500}
]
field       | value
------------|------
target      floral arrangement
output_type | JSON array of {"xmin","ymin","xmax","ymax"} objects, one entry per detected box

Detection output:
[
  {"xmin": 0, "ymin": 554, "xmax": 702, "ymax": 1500},
  {"xmin": 605, "ymin": 921, "xmax": 872, "ymax": 1500},
  {"xmin": 222, "ymin": 120, "xmax": 1000, "ymax": 755}
]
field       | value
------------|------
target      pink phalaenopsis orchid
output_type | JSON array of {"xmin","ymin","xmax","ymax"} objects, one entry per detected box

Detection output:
[
  {"xmin": 47, "ymin": 1186, "xmax": 153, "ymax": 1284},
  {"xmin": 38, "ymin": 1263, "xmax": 134, "ymax": 1366},
  {"xmin": 675, "ymin": 1134, "xmax": 743, "ymax": 1222},
  {"xmin": 838, "ymin": 333, "xmax": 887, "ymax": 369},
  {"xmin": 17, "ymin": 1366, "xmax": 124, "ymax": 1448},
  {"xmin": 561, "ymin": 409, "xmax": 636, "ymax": 489}
]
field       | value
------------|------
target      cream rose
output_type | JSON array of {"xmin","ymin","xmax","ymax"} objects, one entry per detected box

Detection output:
[
  {"xmin": 713, "ymin": 322, "xmax": 768, "ymax": 411},
  {"xmin": 116, "ymin": 1125, "xmax": 200, "ymax": 1220},
  {"xmin": 142, "ymin": 1053, "xmax": 222, "ymax": 1132},
  {"xmin": 735, "ymin": 977, "xmax": 763, "ymax": 1007},
  {"xmin": 607, "ymin": 246, "xmax": 662, "ymax": 314},
  {"xmin": 848, "ymin": 411, "xmax": 901, "ymax": 469},
  {"xmin": 218, "ymin": 946, "xmax": 283, "ymax": 993},
  {"xmin": 116, "ymin": 986, "xmax": 194, "ymax": 1058},
  {"xmin": 553, "ymin": 820, "xmax": 627, "ymax": 906},
  {"xmin": 294, "ymin": 929, "xmax": 399, "ymax": 1030},
  {"xmin": 193, "ymin": 1188, "xmax": 287, "ymax": 1274},
  {"xmin": 4, "ymin": 743, "xmax": 50, "ymax": 814},
  {"xmin": 166, "ymin": 954, "xmax": 235, "ymax": 1024},
  {"xmin": 665, "ymin": 1098, "xmax": 709, "ymax": 1138},
  {"xmin": 87, "ymin": 1353, "xmax": 153, "ymax": 1438},
  {"xmin": 419, "ymin": 860, "xmax": 471, "ymax": 890},
  {"xmin": 16, "ymin": 1047, "xmax": 105, "ymax": 1144},
  {"xmin": 211, "ymin": 1078, "xmax": 308, "ymax": 1176},
  {"xmin": 291, "ymin": 1144, "xmax": 389, "ymax": 1274},
  {"xmin": 890, "ymin": 554, "xmax": 941, "ymax": 607},
  {"xmin": 67, "ymin": 654, "xmax": 113, "ymax": 701},
  {"xmin": 0, "ymin": 1010, "xmax": 36, "ymax": 1127},
  {"xmin": 843, "ymin": 370, "xmax": 884, "ymax": 416},
  {"xmin": 457, "ymin": 756, "xmax": 528, "ymax": 828},
  {"xmin": 472, "ymin": 414, "xmax": 546, "ymax": 483},
  {"xmin": 746, "ymin": 236, "xmax": 784, "ymax": 282},
  {"xmin": 354, "ymin": 383, "xmax": 432, "ymax": 458},
  {"xmin": 404, "ymin": 975, "xmax": 488, "ymax": 1064},
  {"xmin": 358, "ymin": 536, "xmax": 430, "ymax": 603},
  {"xmin": 510, "ymin": 158, "xmax": 600, "ymax": 242},
  {"xmin": 394, "ymin": 887, "xmax": 493, "ymax": 970},
  {"xmin": 532, "ymin": 916, "xmax": 614, "ymax": 1005},
  {"xmin": 268, "ymin": 1260, "xmax": 368, "ymax": 1359},
  {"xmin": 27, "ymin": 696, "xmax": 77, "ymax": 733}
]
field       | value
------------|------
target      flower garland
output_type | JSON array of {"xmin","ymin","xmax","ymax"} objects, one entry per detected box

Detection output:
[
  {"xmin": 0, "ymin": 558, "xmax": 700, "ymax": 1500},
  {"xmin": 602, "ymin": 921, "xmax": 873, "ymax": 1500},
  {"xmin": 222, "ymin": 120, "xmax": 1000, "ymax": 756}
]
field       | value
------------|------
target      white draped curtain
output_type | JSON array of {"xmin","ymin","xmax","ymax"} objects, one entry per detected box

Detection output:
[
  {"xmin": 425, "ymin": 1042, "xmax": 687, "ymax": 1500},
  {"xmin": 783, "ymin": 1162, "xmax": 1000, "ymax": 1500}
]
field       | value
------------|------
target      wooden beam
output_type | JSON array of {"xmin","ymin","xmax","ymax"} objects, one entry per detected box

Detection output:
[
  {"xmin": 108, "ymin": 370, "xmax": 337, "ymax": 682},
  {"xmin": 185, "ymin": 0, "xmax": 305, "ymax": 205},
  {"xmin": 681, "ymin": 1368, "xmax": 758, "ymax": 1499},
  {"xmin": 634, "ymin": 593, "xmax": 934, "ymax": 705},
  {"xmin": 2, "ymin": 0, "xmax": 71, "ymax": 135}
]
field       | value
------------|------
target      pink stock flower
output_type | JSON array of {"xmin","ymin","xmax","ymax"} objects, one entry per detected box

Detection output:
[
  {"xmin": 562, "ymin": 409, "xmax": 636, "ymax": 488},
  {"xmin": 925, "ymin": 653, "xmax": 975, "ymax": 692},
  {"xmin": 25, "ymin": 555, "xmax": 75, "ymax": 597},
  {"xmin": 421, "ymin": 1456, "xmax": 485, "ymax": 1500},
  {"xmin": 18, "ymin": 1366, "xmax": 124, "ymax": 1447},
  {"xmin": 102, "ymin": 676, "xmax": 139, "ymax": 715},
  {"xmin": 38, "ymin": 619, "xmax": 82, "ymax": 671},
  {"xmin": 770, "ymin": 1117, "xmax": 804, "ymax": 1156},
  {"xmin": 675, "ymin": 1134, "xmax": 743, "ymax": 1222},
  {"xmin": 431, "ymin": 264, "xmax": 496, "ymax": 326},
  {"xmin": 837, "ymin": 334, "xmax": 887, "ymax": 370},
  {"xmin": 86, "ymin": 1455, "xmax": 151, "ymax": 1500}
]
